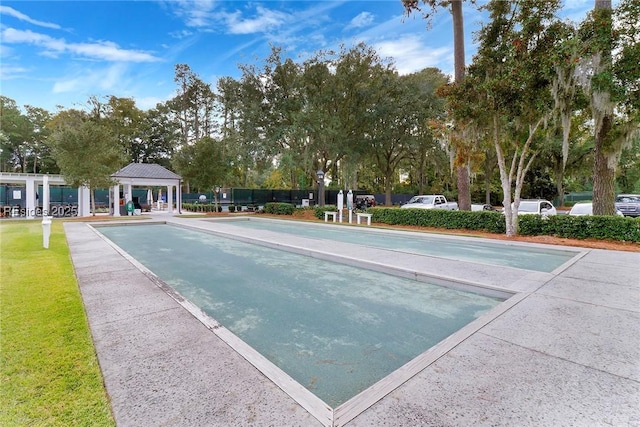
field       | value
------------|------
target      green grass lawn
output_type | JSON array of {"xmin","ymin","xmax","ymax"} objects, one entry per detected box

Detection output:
[{"xmin": 0, "ymin": 220, "xmax": 114, "ymax": 427}]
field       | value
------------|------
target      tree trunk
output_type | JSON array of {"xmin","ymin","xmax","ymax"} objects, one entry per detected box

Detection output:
[
  {"xmin": 456, "ymin": 165, "xmax": 470, "ymax": 209},
  {"xmin": 451, "ymin": 0, "xmax": 471, "ymax": 210},
  {"xmin": 90, "ymin": 187, "xmax": 96, "ymax": 217},
  {"xmin": 592, "ymin": 115, "xmax": 616, "ymax": 215},
  {"xmin": 591, "ymin": 0, "xmax": 615, "ymax": 216},
  {"xmin": 556, "ymin": 178, "xmax": 565, "ymax": 208},
  {"xmin": 385, "ymin": 174, "xmax": 393, "ymax": 206},
  {"xmin": 484, "ymin": 155, "xmax": 492, "ymax": 205},
  {"xmin": 493, "ymin": 113, "xmax": 517, "ymax": 237},
  {"xmin": 452, "ymin": 1, "xmax": 465, "ymax": 84},
  {"xmin": 554, "ymin": 161, "xmax": 565, "ymax": 208}
]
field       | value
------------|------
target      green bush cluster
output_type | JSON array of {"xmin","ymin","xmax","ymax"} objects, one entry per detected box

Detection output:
[
  {"xmin": 182, "ymin": 203, "xmax": 222, "ymax": 212},
  {"xmin": 370, "ymin": 207, "xmax": 506, "ymax": 233},
  {"xmin": 313, "ymin": 205, "xmax": 338, "ymax": 219},
  {"xmin": 264, "ymin": 202, "xmax": 295, "ymax": 215},
  {"xmin": 519, "ymin": 214, "xmax": 640, "ymax": 242},
  {"xmin": 370, "ymin": 207, "xmax": 640, "ymax": 242}
]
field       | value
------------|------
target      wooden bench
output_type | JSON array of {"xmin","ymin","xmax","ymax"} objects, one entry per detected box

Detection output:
[
  {"xmin": 356, "ymin": 212, "xmax": 372, "ymax": 226},
  {"xmin": 324, "ymin": 211, "xmax": 338, "ymax": 222}
]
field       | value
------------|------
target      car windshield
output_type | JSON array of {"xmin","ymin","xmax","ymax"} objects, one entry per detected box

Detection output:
[
  {"xmin": 616, "ymin": 195, "xmax": 640, "ymax": 203},
  {"xmin": 408, "ymin": 196, "xmax": 434, "ymax": 204},
  {"xmin": 570, "ymin": 204, "xmax": 591, "ymax": 214},
  {"xmin": 518, "ymin": 202, "xmax": 539, "ymax": 212}
]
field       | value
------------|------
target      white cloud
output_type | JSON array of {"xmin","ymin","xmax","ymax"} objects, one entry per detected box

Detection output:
[
  {"xmin": 0, "ymin": 64, "xmax": 30, "ymax": 80},
  {"xmin": 52, "ymin": 63, "xmax": 128, "ymax": 95},
  {"xmin": 135, "ymin": 95, "xmax": 172, "ymax": 111},
  {"xmin": 50, "ymin": 64, "xmax": 174, "ymax": 112},
  {"xmin": 373, "ymin": 35, "xmax": 452, "ymax": 75},
  {"xmin": 346, "ymin": 12, "xmax": 374, "ymax": 30},
  {"xmin": 0, "ymin": 43, "xmax": 14, "ymax": 59},
  {"xmin": 1, "ymin": 28, "xmax": 160, "ymax": 62},
  {"xmin": 222, "ymin": 6, "xmax": 290, "ymax": 35},
  {"xmin": 169, "ymin": 29, "xmax": 194, "ymax": 40},
  {"xmin": 167, "ymin": 0, "xmax": 216, "ymax": 27},
  {"xmin": 0, "ymin": 6, "xmax": 61, "ymax": 29}
]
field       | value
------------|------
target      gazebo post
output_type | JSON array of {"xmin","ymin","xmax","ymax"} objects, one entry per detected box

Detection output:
[
  {"xmin": 113, "ymin": 184, "xmax": 120, "ymax": 216},
  {"xmin": 167, "ymin": 185, "xmax": 174, "ymax": 213}
]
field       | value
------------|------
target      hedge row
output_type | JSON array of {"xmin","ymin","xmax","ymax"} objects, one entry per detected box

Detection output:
[
  {"xmin": 369, "ymin": 207, "xmax": 507, "ymax": 233},
  {"xmin": 183, "ymin": 203, "xmax": 222, "ymax": 212},
  {"xmin": 518, "ymin": 214, "xmax": 640, "ymax": 242},
  {"xmin": 368, "ymin": 207, "xmax": 639, "ymax": 243},
  {"xmin": 264, "ymin": 202, "xmax": 295, "ymax": 215},
  {"xmin": 248, "ymin": 204, "xmax": 639, "ymax": 242},
  {"xmin": 182, "ymin": 203, "xmax": 249, "ymax": 212}
]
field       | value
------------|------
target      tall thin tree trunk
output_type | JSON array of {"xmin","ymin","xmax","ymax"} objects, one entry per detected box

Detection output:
[
  {"xmin": 591, "ymin": 0, "xmax": 615, "ymax": 215},
  {"xmin": 451, "ymin": 0, "xmax": 471, "ymax": 210},
  {"xmin": 385, "ymin": 173, "xmax": 393, "ymax": 206},
  {"xmin": 555, "ymin": 167, "xmax": 565, "ymax": 208},
  {"xmin": 593, "ymin": 115, "xmax": 616, "ymax": 214},
  {"xmin": 452, "ymin": 1, "xmax": 465, "ymax": 84},
  {"xmin": 484, "ymin": 155, "xmax": 492, "ymax": 205},
  {"xmin": 90, "ymin": 187, "xmax": 96, "ymax": 217}
]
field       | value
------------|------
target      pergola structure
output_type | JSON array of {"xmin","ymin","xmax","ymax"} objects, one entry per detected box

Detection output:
[
  {"xmin": 110, "ymin": 163, "xmax": 182, "ymax": 216},
  {"xmin": 0, "ymin": 172, "xmax": 90, "ymax": 218}
]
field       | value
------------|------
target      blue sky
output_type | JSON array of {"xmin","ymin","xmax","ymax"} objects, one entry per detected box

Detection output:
[{"xmin": 1, "ymin": 1, "xmax": 597, "ymax": 113}]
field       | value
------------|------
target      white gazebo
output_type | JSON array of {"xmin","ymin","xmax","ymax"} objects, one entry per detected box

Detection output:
[
  {"xmin": 110, "ymin": 163, "xmax": 182, "ymax": 216},
  {"xmin": 0, "ymin": 172, "xmax": 90, "ymax": 218}
]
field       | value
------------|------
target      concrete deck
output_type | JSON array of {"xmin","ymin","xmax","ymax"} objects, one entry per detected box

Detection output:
[{"xmin": 63, "ymin": 216, "xmax": 640, "ymax": 426}]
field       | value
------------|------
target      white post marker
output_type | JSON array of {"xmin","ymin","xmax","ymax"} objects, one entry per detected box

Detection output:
[
  {"xmin": 42, "ymin": 215, "xmax": 53, "ymax": 249},
  {"xmin": 42, "ymin": 174, "xmax": 50, "ymax": 217},
  {"xmin": 347, "ymin": 190, "xmax": 353, "ymax": 224},
  {"xmin": 337, "ymin": 190, "xmax": 344, "ymax": 223}
]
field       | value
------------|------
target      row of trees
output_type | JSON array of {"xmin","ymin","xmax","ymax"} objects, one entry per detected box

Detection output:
[
  {"xmin": 406, "ymin": 0, "xmax": 638, "ymax": 234},
  {"xmin": 0, "ymin": 0, "xmax": 638, "ymax": 234},
  {"xmin": 1, "ymin": 44, "xmax": 456, "ymax": 200}
]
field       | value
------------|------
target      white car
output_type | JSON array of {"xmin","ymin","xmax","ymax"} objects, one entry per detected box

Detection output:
[
  {"xmin": 401, "ymin": 195, "xmax": 458, "ymax": 210},
  {"xmin": 569, "ymin": 202, "xmax": 624, "ymax": 217},
  {"xmin": 615, "ymin": 194, "xmax": 640, "ymax": 217},
  {"xmin": 471, "ymin": 204, "xmax": 495, "ymax": 211},
  {"xmin": 514, "ymin": 199, "xmax": 557, "ymax": 216}
]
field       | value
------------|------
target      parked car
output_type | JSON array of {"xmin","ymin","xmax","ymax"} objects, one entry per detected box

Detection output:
[
  {"xmin": 471, "ymin": 204, "xmax": 495, "ymax": 212},
  {"xmin": 569, "ymin": 202, "xmax": 624, "ymax": 217},
  {"xmin": 401, "ymin": 195, "xmax": 458, "ymax": 210},
  {"xmin": 354, "ymin": 195, "xmax": 376, "ymax": 209},
  {"xmin": 509, "ymin": 199, "xmax": 557, "ymax": 216},
  {"xmin": 614, "ymin": 194, "xmax": 640, "ymax": 217}
]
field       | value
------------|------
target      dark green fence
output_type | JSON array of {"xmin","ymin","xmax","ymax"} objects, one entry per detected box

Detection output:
[{"xmin": 1, "ymin": 184, "xmax": 404, "ymax": 208}]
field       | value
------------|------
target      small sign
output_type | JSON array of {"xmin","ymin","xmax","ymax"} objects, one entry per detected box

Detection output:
[
  {"xmin": 12, "ymin": 190, "xmax": 21, "ymax": 199},
  {"xmin": 125, "ymin": 201, "xmax": 135, "ymax": 213}
]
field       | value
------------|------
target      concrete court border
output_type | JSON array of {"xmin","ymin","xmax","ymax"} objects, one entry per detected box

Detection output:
[
  {"xmin": 89, "ymin": 219, "xmax": 522, "ymax": 426},
  {"xmin": 64, "ymin": 217, "xmax": 640, "ymax": 426}
]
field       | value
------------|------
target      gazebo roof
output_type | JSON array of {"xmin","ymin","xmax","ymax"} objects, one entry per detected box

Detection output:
[{"xmin": 111, "ymin": 163, "xmax": 181, "ymax": 180}]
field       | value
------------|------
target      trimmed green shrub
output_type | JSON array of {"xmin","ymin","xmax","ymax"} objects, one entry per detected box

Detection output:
[
  {"xmin": 181, "ymin": 203, "xmax": 224, "ymax": 213},
  {"xmin": 264, "ymin": 202, "xmax": 295, "ymax": 215},
  {"xmin": 183, "ymin": 203, "xmax": 205, "ymax": 212},
  {"xmin": 228, "ymin": 205, "xmax": 236, "ymax": 212},
  {"xmin": 518, "ymin": 214, "xmax": 640, "ymax": 242},
  {"xmin": 370, "ymin": 207, "xmax": 639, "ymax": 242},
  {"xmin": 370, "ymin": 207, "xmax": 506, "ymax": 233},
  {"xmin": 314, "ymin": 205, "xmax": 338, "ymax": 219}
]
